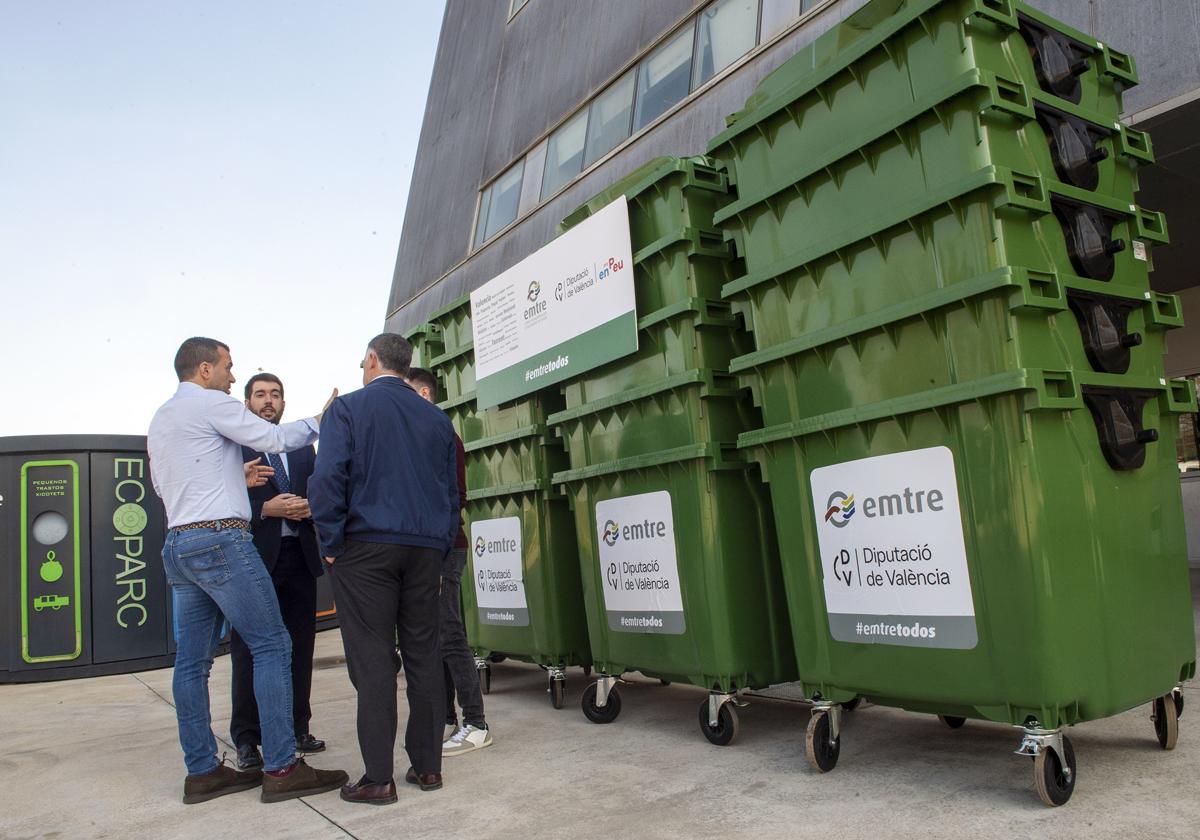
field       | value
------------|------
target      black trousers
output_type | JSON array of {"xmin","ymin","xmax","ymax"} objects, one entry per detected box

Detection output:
[
  {"xmin": 331, "ymin": 539, "xmax": 444, "ymax": 782},
  {"xmin": 229, "ymin": 538, "xmax": 317, "ymax": 747}
]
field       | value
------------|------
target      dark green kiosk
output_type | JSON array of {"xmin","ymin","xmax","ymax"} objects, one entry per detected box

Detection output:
[{"xmin": 0, "ymin": 435, "xmax": 337, "ymax": 682}]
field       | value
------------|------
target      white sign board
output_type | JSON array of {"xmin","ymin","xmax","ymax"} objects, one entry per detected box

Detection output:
[
  {"xmin": 470, "ymin": 516, "xmax": 529, "ymax": 626},
  {"xmin": 595, "ymin": 491, "xmax": 684, "ymax": 634},
  {"xmin": 809, "ymin": 446, "xmax": 977, "ymax": 649},
  {"xmin": 471, "ymin": 196, "xmax": 637, "ymax": 409}
]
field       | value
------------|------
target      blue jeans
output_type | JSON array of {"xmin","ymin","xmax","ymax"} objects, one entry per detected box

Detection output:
[{"xmin": 163, "ymin": 525, "xmax": 295, "ymax": 775}]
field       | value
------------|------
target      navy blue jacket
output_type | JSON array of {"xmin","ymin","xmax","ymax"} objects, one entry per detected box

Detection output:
[
  {"xmin": 309, "ymin": 376, "xmax": 459, "ymax": 557},
  {"xmin": 240, "ymin": 443, "xmax": 323, "ymax": 578}
]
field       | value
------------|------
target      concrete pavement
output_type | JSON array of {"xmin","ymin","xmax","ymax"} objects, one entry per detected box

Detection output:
[{"xmin": 3, "ymin": 576, "xmax": 1199, "ymax": 839}]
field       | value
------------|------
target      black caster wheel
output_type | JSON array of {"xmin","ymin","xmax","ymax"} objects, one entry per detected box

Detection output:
[
  {"xmin": 938, "ymin": 715, "xmax": 966, "ymax": 730},
  {"xmin": 581, "ymin": 682, "xmax": 621, "ymax": 724},
  {"xmin": 1174, "ymin": 689, "xmax": 1184, "ymax": 718},
  {"xmin": 1034, "ymin": 735, "xmax": 1077, "ymax": 807},
  {"xmin": 659, "ymin": 679, "xmax": 672, "ymax": 686},
  {"xmin": 478, "ymin": 663, "xmax": 491, "ymax": 695},
  {"xmin": 840, "ymin": 697, "xmax": 862, "ymax": 712},
  {"xmin": 698, "ymin": 700, "xmax": 739, "ymax": 746},
  {"xmin": 582, "ymin": 665, "xmax": 592, "ymax": 678},
  {"xmin": 550, "ymin": 678, "xmax": 566, "ymax": 710},
  {"xmin": 487, "ymin": 653, "xmax": 507, "ymax": 664},
  {"xmin": 805, "ymin": 711, "xmax": 840, "ymax": 772},
  {"xmin": 1153, "ymin": 692, "xmax": 1180, "ymax": 750}
]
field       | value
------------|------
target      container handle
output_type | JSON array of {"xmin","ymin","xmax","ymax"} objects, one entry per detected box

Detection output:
[
  {"xmin": 1099, "ymin": 44, "xmax": 1139, "ymax": 88},
  {"xmin": 1147, "ymin": 292, "xmax": 1185, "ymax": 330},
  {"xmin": 1134, "ymin": 208, "xmax": 1169, "ymax": 244},
  {"xmin": 1025, "ymin": 369, "xmax": 1081, "ymax": 412},
  {"xmin": 1116, "ymin": 126, "xmax": 1155, "ymax": 165},
  {"xmin": 1165, "ymin": 378, "xmax": 1199, "ymax": 415},
  {"xmin": 969, "ymin": 0, "xmax": 1018, "ymax": 29}
]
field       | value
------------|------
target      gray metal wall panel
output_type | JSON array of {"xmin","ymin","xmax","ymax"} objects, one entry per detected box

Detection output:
[
  {"xmin": 386, "ymin": 0, "xmax": 869, "ymax": 334},
  {"xmin": 386, "ymin": 0, "xmax": 509, "ymax": 316},
  {"xmin": 1027, "ymin": 0, "xmax": 1200, "ymax": 116}
]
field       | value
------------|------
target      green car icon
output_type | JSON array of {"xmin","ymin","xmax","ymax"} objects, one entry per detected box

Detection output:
[{"xmin": 33, "ymin": 594, "xmax": 70, "ymax": 612}]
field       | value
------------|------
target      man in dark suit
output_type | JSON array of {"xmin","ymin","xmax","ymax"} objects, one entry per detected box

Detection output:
[
  {"xmin": 231, "ymin": 372, "xmax": 328, "ymax": 769},
  {"xmin": 309, "ymin": 333, "xmax": 459, "ymax": 806}
]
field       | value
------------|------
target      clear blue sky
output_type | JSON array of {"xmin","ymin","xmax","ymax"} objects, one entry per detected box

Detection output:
[{"xmin": 0, "ymin": 2, "xmax": 446, "ymax": 436}]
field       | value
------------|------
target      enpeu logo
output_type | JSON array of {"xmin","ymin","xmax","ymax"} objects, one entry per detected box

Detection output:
[
  {"xmin": 602, "ymin": 517, "xmax": 667, "ymax": 547},
  {"xmin": 823, "ymin": 485, "xmax": 945, "ymax": 528}
]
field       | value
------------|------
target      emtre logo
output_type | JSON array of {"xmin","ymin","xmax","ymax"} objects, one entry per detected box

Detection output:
[
  {"xmin": 824, "ymin": 492, "xmax": 856, "ymax": 528},
  {"xmin": 602, "ymin": 520, "xmax": 619, "ymax": 547},
  {"xmin": 474, "ymin": 536, "xmax": 486, "ymax": 557},
  {"xmin": 824, "ymin": 485, "xmax": 946, "ymax": 528},
  {"xmin": 527, "ymin": 280, "xmax": 541, "ymax": 302}
]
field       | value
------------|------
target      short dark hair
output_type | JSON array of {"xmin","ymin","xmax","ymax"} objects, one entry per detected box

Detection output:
[
  {"xmin": 367, "ymin": 333, "xmax": 412, "ymax": 375},
  {"xmin": 405, "ymin": 366, "xmax": 438, "ymax": 396},
  {"xmin": 244, "ymin": 372, "xmax": 284, "ymax": 400},
  {"xmin": 174, "ymin": 337, "xmax": 229, "ymax": 380}
]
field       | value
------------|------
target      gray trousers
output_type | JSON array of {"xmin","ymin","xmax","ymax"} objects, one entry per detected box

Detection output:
[{"xmin": 442, "ymin": 548, "xmax": 486, "ymax": 728}]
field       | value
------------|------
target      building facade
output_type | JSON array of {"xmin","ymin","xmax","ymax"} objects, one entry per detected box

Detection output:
[{"xmin": 386, "ymin": 0, "xmax": 1200, "ymax": 561}]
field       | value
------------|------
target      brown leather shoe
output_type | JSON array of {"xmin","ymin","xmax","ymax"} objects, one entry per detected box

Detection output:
[
  {"xmin": 340, "ymin": 776, "xmax": 398, "ymax": 805},
  {"xmin": 261, "ymin": 758, "xmax": 349, "ymax": 803},
  {"xmin": 182, "ymin": 762, "xmax": 263, "ymax": 804},
  {"xmin": 404, "ymin": 766, "xmax": 443, "ymax": 791}
]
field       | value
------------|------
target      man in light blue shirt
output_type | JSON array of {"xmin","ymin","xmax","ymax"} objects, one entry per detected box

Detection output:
[{"xmin": 148, "ymin": 336, "xmax": 348, "ymax": 805}]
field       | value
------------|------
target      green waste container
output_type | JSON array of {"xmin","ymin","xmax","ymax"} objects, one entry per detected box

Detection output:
[
  {"xmin": 554, "ymin": 445, "xmax": 797, "ymax": 744},
  {"xmin": 739, "ymin": 370, "xmax": 1195, "ymax": 799},
  {"xmin": 403, "ymin": 322, "xmax": 444, "ymax": 369},
  {"xmin": 460, "ymin": 483, "xmax": 592, "ymax": 708},
  {"xmin": 427, "ymin": 294, "xmax": 473, "ymax": 357},
  {"xmin": 716, "ymin": 0, "xmax": 1138, "ymax": 205}
]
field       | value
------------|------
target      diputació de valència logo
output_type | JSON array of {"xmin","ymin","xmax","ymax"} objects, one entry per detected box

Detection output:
[
  {"xmin": 824, "ymin": 491, "xmax": 856, "ymax": 528},
  {"xmin": 602, "ymin": 519, "xmax": 620, "ymax": 546}
]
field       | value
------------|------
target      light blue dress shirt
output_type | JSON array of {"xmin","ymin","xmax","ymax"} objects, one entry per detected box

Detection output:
[{"xmin": 148, "ymin": 382, "xmax": 319, "ymax": 528}]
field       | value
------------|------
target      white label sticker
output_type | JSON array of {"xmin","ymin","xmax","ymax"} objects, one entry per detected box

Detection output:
[
  {"xmin": 1132, "ymin": 240, "xmax": 1147, "ymax": 262},
  {"xmin": 810, "ymin": 446, "xmax": 977, "ymax": 649},
  {"xmin": 595, "ymin": 491, "xmax": 684, "ymax": 634},
  {"xmin": 470, "ymin": 517, "xmax": 528, "ymax": 626}
]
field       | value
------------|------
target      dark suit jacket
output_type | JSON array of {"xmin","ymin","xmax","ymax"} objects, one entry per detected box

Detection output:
[{"xmin": 241, "ymin": 443, "xmax": 323, "ymax": 578}]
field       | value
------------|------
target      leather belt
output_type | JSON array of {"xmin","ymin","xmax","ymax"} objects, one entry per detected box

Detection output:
[{"xmin": 171, "ymin": 518, "xmax": 249, "ymax": 533}]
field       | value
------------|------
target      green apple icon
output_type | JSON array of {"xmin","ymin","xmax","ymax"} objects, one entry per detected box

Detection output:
[{"xmin": 40, "ymin": 550, "xmax": 63, "ymax": 583}]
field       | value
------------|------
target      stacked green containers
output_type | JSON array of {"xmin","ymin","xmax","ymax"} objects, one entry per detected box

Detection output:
[
  {"xmin": 425, "ymin": 295, "xmax": 591, "ymax": 708},
  {"xmin": 403, "ymin": 322, "xmax": 444, "ymax": 369},
  {"xmin": 707, "ymin": 0, "xmax": 1194, "ymax": 805},
  {"xmin": 551, "ymin": 157, "xmax": 797, "ymax": 745}
]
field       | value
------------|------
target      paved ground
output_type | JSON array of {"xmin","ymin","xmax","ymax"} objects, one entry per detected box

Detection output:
[{"xmin": 4, "ymin": 574, "xmax": 1199, "ymax": 839}]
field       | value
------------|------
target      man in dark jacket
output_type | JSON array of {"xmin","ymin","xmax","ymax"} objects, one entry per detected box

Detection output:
[
  {"xmin": 309, "ymin": 333, "xmax": 459, "ymax": 806},
  {"xmin": 231, "ymin": 373, "xmax": 328, "ymax": 770}
]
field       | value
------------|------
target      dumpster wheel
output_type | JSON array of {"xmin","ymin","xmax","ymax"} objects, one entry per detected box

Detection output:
[
  {"xmin": 938, "ymin": 715, "xmax": 967, "ymax": 730},
  {"xmin": 548, "ymin": 667, "xmax": 567, "ymax": 710},
  {"xmin": 698, "ymin": 697, "xmax": 739, "ymax": 746},
  {"xmin": 1153, "ymin": 692, "xmax": 1180, "ymax": 751},
  {"xmin": 1033, "ymin": 734, "xmax": 1076, "ymax": 807},
  {"xmin": 805, "ymin": 709, "xmax": 841, "ymax": 772},
  {"xmin": 582, "ymin": 681, "xmax": 622, "ymax": 724}
]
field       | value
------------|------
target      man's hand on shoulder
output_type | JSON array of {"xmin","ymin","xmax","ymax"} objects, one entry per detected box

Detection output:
[
  {"xmin": 262, "ymin": 493, "xmax": 299, "ymax": 518},
  {"xmin": 314, "ymin": 388, "xmax": 339, "ymax": 426},
  {"xmin": 244, "ymin": 457, "xmax": 275, "ymax": 488}
]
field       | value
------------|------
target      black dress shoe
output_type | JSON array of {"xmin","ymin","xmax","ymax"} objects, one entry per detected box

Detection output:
[
  {"xmin": 236, "ymin": 743, "xmax": 263, "ymax": 770},
  {"xmin": 296, "ymin": 733, "xmax": 326, "ymax": 753},
  {"xmin": 404, "ymin": 766, "xmax": 442, "ymax": 791},
  {"xmin": 340, "ymin": 776, "xmax": 398, "ymax": 805}
]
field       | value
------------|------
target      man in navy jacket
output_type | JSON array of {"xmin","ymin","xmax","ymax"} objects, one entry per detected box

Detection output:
[
  {"xmin": 309, "ymin": 333, "xmax": 459, "ymax": 805},
  {"xmin": 231, "ymin": 373, "xmax": 328, "ymax": 770}
]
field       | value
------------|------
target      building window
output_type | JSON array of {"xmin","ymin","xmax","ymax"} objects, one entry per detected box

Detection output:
[
  {"xmin": 478, "ymin": 160, "xmax": 524, "ymax": 244},
  {"xmin": 541, "ymin": 108, "xmax": 589, "ymax": 200},
  {"xmin": 473, "ymin": 0, "xmax": 831, "ymax": 249},
  {"xmin": 584, "ymin": 69, "xmax": 637, "ymax": 168},
  {"xmin": 693, "ymin": 0, "xmax": 759, "ymax": 89},
  {"xmin": 1177, "ymin": 374, "xmax": 1200, "ymax": 472},
  {"xmin": 633, "ymin": 25, "xmax": 695, "ymax": 132}
]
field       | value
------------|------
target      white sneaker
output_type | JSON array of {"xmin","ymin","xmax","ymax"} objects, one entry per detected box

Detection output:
[{"xmin": 442, "ymin": 724, "xmax": 493, "ymax": 756}]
